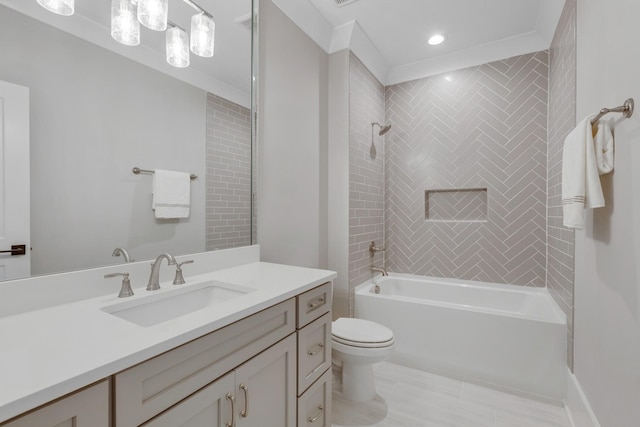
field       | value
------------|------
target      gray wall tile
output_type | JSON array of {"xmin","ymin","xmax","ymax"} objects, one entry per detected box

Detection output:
[
  {"xmin": 348, "ymin": 53, "xmax": 386, "ymax": 313},
  {"xmin": 205, "ymin": 93, "xmax": 252, "ymax": 250},
  {"xmin": 547, "ymin": 0, "xmax": 577, "ymax": 370},
  {"xmin": 384, "ymin": 51, "xmax": 549, "ymax": 287}
]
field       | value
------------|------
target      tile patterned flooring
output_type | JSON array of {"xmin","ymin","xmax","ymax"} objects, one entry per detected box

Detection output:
[{"xmin": 332, "ymin": 362, "xmax": 572, "ymax": 427}]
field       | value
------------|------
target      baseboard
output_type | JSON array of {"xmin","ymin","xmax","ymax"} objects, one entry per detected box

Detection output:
[{"xmin": 565, "ymin": 369, "xmax": 601, "ymax": 427}]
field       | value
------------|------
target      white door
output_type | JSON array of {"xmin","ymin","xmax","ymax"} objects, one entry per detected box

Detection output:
[{"xmin": 0, "ymin": 80, "xmax": 30, "ymax": 280}]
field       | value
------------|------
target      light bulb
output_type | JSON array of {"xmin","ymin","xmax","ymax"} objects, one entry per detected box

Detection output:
[
  {"xmin": 190, "ymin": 13, "xmax": 215, "ymax": 58},
  {"xmin": 37, "ymin": 0, "xmax": 74, "ymax": 16},
  {"xmin": 138, "ymin": 0, "xmax": 168, "ymax": 31},
  {"xmin": 111, "ymin": 0, "xmax": 140, "ymax": 46},
  {"xmin": 166, "ymin": 26, "xmax": 189, "ymax": 68}
]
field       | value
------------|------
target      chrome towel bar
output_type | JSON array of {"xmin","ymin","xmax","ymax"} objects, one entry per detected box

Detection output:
[{"xmin": 132, "ymin": 167, "xmax": 198, "ymax": 181}]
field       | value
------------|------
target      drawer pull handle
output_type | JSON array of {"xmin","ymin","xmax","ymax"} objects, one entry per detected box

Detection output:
[
  {"xmin": 240, "ymin": 384, "xmax": 249, "ymax": 418},
  {"xmin": 307, "ymin": 405, "xmax": 324, "ymax": 423},
  {"xmin": 226, "ymin": 393, "xmax": 235, "ymax": 427},
  {"xmin": 307, "ymin": 297, "xmax": 325, "ymax": 310},
  {"xmin": 307, "ymin": 343, "xmax": 324, "ymax": 356}
]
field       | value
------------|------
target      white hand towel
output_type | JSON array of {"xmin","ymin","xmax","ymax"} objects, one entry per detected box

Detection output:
[
  {"xmin": 594, "ymin": 119, "xmax": 614, "ymax": 175},
  {"xmin": 562, "ymin": 116, "xmax": 605, "ymax": 229},
  {"xmin": 152, "ymin": 169, "xmax": 191, "ymax": 219}
]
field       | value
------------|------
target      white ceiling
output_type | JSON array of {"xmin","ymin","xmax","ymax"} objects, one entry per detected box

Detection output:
[
  {"xmin": 273, "ymin": 0, "xmax": 566, "ymax": 85},
  {"xmin": 0, "ymin": 0, "xmax": 252, "ymax": 106}
]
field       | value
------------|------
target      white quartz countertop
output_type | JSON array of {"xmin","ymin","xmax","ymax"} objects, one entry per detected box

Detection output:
[{"xmin": 0, "ymin": 261, "xmax": 336, "ymax": 423}]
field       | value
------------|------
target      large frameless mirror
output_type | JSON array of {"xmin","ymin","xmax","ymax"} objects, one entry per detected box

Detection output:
[{"xmin": 0, "ymin": 0, "xmax": 255, "ymax": 281}]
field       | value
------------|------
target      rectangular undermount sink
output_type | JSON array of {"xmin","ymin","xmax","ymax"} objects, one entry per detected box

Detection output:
[{"xmin": 101, "ymin": 281, "xmax": 255, "ymax": 327}]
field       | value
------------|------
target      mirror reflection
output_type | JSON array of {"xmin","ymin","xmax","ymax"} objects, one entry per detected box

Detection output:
[{"xmin": 0, "ymin": 0, "xmax": 252, "ymax": 281}]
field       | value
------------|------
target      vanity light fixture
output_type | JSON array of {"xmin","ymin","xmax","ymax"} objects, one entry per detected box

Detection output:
[
  {"xmin": 190, "ymin": 12, "xmax": 215, "ymax": 57},
  {"xmin": 111, "ymin": 0, "xmax": 140, "ymax": 46},
  {"xmin": 166, "ymin": 24, "xmax": 190, "ymax": 68},
  {"xmin": 36, "ymin": 0, "xmax": 74, "ymax": 16},
  {"xmin": 137, "ymin": 0, "xmax": 168, "ymax": 31},
  {"xmin": 428, "ymin": 34, "xmax": 446, "ymax": 46},
  {"xmin": 38, "ymin": 0, "xmax": 216, "ymax": 69}
]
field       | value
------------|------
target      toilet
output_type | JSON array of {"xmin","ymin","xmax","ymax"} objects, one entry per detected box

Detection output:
[{"xmin": 332, "ymin": 317, "xmax": 395, "ymax": 402}]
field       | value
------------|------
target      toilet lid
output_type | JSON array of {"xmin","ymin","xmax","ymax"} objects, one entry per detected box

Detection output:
[{"xmin": 332, "ymin": 318, "xmax": 394, "ymax": 347}]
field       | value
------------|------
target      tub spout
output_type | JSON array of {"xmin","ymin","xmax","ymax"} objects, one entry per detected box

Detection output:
[{"xmin": 371, "ymin": 266, "xmax": 388, "ymax": 276}]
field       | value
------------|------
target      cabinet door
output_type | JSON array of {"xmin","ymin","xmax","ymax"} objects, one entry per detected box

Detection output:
[
  {"xmin": 235, "ymin": 334, "xmax": 296, "ymax": 427},
  {"xmin": 142, "ymin": 372, "xmax": 235, "ymax": 427},
  {"xmin": 1, "ymin": 380, "xmax": 109, "ymax": 427}
]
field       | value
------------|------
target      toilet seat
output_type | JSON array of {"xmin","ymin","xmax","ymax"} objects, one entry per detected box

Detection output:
[{"xmin": 332, "ymin": 318, "xmax": 394, "ymax": 348}]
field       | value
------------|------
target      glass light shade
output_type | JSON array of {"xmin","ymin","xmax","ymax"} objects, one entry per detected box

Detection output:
[
  {"xmin": 137, "ymin": 0, "xmax": 168, "ymax": 31},
  {"xmin": 166, "ymin": 26, "xmax": 190, "ymax": 68},
  {"xmin": 111, "ymin": 0, "xmax": 140, "ymax": 46},
  {"xmin": 190, "ymin": 13, "xmax": 215, "ymax": 58},
  {"xmin": 37, "ymin": 0, "xmax": 74, "ymax": 16}
]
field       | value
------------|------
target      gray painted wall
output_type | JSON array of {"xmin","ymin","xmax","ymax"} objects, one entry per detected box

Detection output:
[{"xmin": 257, "ymin": 0, "xmax": 329, "ymax": 270}]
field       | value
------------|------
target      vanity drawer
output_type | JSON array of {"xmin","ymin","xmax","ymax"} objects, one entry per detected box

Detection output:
[
  {"xmin": 1, "ymin": 380, "xmax": 109, "ymax": 427},
  {"xmin": 297, "ymin": 282, "xmax": 332, "ymax": 328},
  {"xmin": 114, "ymin": 298, "xmax": 296, "ymax": 427},
  {"xmin": 297, "ymin": 312, "xmax": 332, "ymax": 395},
  {"xmin": 297, "ymin": 369, "xmax": 331, "ymax": 427}
]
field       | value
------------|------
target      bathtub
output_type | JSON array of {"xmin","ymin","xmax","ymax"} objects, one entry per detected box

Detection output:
[{"xmin": 355, "ymin": 274, "xmax": 567, "ymax": 401}]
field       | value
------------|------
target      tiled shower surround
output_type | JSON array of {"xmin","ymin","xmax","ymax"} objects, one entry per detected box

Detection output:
[
  {"xmin": 205, "ymin": 94, "xmax": 252, "ymax": 250},
  {"xmin": 384, "ymin": 51, "xmax": 549, "ymax": 286},
  {"xmin": 547, "ymin": 0, "xmax": 577, "ymax": 369},
  {"xmin": 348, "ymin": 53, "xmax": 386, "ymax": 304}
]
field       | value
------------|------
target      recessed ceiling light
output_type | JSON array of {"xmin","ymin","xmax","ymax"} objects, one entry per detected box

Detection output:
[{"xmin": 428, "ymin": 34, "xmax": 446, "ymax": 46}]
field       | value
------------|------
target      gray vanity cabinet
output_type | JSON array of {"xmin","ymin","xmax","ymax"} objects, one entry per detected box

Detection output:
[
  {"xmin": 141, "ymin": 373, "xmax": 235, "ymax": 427},
  {"xmin": 235, "ymin": 334, "xmax": 297, "ymax": 427},
  {"xmin": 0, "ymin": 380, "xmax": 109, "ymax": 427},
  {"xmin": 296, "ymin": 283, "xmax": 332, "ymax": 427},
  {"xmin": 1, "ymin": 281, "xmax": 333, "ymax": 427},
  {"xmin": 141, "ymin": 334, "xmax": 296, "ymax": 427}
]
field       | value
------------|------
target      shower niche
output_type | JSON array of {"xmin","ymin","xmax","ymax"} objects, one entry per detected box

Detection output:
[{"xmin": 425, "ymin": 188, "xmax": 488, "ymax": 222}]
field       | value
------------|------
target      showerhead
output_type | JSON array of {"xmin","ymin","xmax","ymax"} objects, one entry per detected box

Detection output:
[
  {"xmin": 372, "ymin": 122, "xmax": 392, "ymax": 136},
  {"xmin": 370, "ymin": 122, "xmax": 391, "ymax": 158}
]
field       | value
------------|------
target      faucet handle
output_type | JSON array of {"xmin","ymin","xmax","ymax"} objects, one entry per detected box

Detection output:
[
  {"xmin": 173, "ymin": 260, "xmax": 194, "ymax": 285},
  {"xmin": 104, "ymin": 272, "xmax": 135, "ymax": 298},
  {"xmin": 369, "ymin": 241, "xmax": 385, "ymax": 257}
]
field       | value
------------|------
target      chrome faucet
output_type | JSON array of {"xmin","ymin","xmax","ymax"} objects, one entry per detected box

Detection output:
[
  {"xmin": 147, "ymin": 253, "xmax": 177, "ymax": 291},
  {"xmin": 371, "ymin": 266, "xmax": 388, "ymax": 276},
  {"xmin": 112, "ymin": 247, "xmax": 134, "ymax": 263}
]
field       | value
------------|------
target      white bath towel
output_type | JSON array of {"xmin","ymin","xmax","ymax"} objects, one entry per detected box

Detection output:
[
  {"xmin": 594, "ymin": 119, "xmax": 614, "ymax": 175},
  {"xmin": 152, "ymin": 169, "xmax": 191, "ymax": 219},
  {"xmin": 562, "ymin": 116, "xmax": 605, "ymax": 229}
]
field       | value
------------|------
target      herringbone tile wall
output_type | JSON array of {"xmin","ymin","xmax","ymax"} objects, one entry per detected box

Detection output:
[
  {"xmin": 205, "ymin": 94, "xmax": 252, "ymax": 251},
  {"xmin": 384, "ymin": 51, "xmax": 549, "ymax": 286},
  {"xmin": 547, "ymin": 0, "xmax": 576, "ymax": 369},
  {"xmin": 348, "ymin": 53, "xmax": 385, "ymax": 311}
]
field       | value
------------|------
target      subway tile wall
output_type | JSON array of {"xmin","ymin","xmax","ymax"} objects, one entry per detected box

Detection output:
[
  {"xmin": 205, "ymin": 93, "xmax": 252, "ymax": 250},
  {"xmin": 384, "ymin": 52, "xmax": 549, "ymax": 286},
  {"xmin": 348, "ymin": 53, "xmax": 386, "ymax": 312},
  {"xmin": 547, "ymin": 0, "xmax": 577, "ymax": 370}
]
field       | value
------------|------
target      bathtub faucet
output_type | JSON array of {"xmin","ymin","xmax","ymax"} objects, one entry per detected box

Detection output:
[{"xmin": 371, "ymin": 266, "xmax": 388, "ymax": 276}]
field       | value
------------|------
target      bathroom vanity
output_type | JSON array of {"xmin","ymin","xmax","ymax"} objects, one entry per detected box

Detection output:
[{"xmin": 0, "ymin": 246, "xmax": 335, "ymax": 427}]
